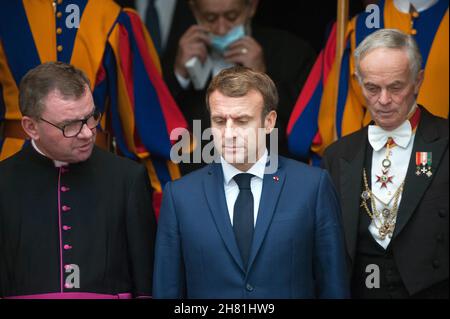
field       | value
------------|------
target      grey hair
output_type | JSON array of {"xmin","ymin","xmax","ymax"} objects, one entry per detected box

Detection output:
[{"xmin": 354, "ymin": 29, "xmax": 422, "ymax": 82}]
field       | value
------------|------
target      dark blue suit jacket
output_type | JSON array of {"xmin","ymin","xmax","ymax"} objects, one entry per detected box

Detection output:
[{"xmin": 153, "ymin": 156, "xmax": 350, "ymax": 298}]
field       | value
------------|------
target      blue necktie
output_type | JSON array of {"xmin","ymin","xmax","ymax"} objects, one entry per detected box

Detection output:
[
  {"xmin": 145, "ymin": 0, "xmax": 162, "ymax": 54},
  {"xmin": 233, "ymin": 173, "xmax": 254, "ymax": 268}
]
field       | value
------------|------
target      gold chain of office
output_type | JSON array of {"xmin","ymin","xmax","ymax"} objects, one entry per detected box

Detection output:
[{"xmin": 361, "ymin": 169, "xmax": 405, "ymax": 240}]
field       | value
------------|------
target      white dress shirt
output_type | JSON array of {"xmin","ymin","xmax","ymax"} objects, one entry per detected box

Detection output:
[
  {"xmin": 221, "ymin": 150, "xmax": 268, "ymax": 227},
  {"xmin": 176, "ymin": 52, "xmax": 234, "ymax": 90},
  {"xmin": 368, "ymin": 111, "xmax": 417, "ymax": 249}
]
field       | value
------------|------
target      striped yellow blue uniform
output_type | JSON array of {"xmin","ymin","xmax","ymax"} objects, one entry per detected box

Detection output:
[
  {"xmin": 0, "ymin": 0, "xmax": 188, "ymax": 216},
  {"xmin": 288, "ymin": 0, "xmax": 448, "ymax": 162}
]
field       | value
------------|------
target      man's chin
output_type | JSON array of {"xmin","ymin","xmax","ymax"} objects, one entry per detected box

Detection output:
[
  {"xmin": 73, "ymin": 146, "xmax": 94, "ymax": 162},
  {"xmin": 222, "ymin": 151, "xmax": 246, "ymax": 165},
  {"xmin": 222, "ymin": 150, "xmax": 262, "ymax": 166},
  {"xmin": 375, "ymin": 118, "xmax": 403, "ymax": 131}
]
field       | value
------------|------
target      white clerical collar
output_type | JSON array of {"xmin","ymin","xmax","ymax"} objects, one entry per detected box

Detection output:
[
  {"xmin": 31, "ymin": 139, "xmax": 68, "ymax": 168},
  {"xmin": 221, "ymin": 149, "xmax": 268, "ymax": 185},
  {"xmin": 394, "ymin": 0, "xmax": 439, "ymax": 13}
]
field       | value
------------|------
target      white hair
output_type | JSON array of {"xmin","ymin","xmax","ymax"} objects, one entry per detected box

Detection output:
[{"xmin": 354, "ymin": 28, "xmax": 422, "ymax": 82}]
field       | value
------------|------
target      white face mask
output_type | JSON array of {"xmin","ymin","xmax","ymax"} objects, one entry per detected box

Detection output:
[{"xmin": 209, "ymin": 25, "xmax": 246, "ymax": 54}]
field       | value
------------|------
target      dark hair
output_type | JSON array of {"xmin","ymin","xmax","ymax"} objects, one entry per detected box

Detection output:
[
  {"xmin": 206, "ymin": 66, "xmax": 278, "ymax": 117},
  {"xmin": 19, "ymin": 61, "xmax": 91, "ymax": 118}
]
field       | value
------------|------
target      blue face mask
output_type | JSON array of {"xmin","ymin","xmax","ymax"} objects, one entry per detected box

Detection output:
[{"xmin": 210, "ymin": 25, "xmax": 246, "ymax": 54}]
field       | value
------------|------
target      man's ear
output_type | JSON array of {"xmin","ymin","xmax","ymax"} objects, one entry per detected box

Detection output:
[
  {"xmin": 352, "ymin": 71, "xmax": 362, "ymax": 84},
  {"xmin": 414, "ymin": 69, "xmax": 425, "ymax": 95},
  {"xmin": 264, "ymin": 110, "xmax": 277, "ymax": 134},
  {"xmin": 188, "ymin": 0, "xmax": 201, "ymax": 23},
  {"xmin": 248, "ymin": 0, "xmax": 259, "ymax": 18},
  {"xmin": 21, "ymin": 116, "xmax": 40, "ymax": 140}
]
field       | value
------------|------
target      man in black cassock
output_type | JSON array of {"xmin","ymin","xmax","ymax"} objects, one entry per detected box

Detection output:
[{"xmin": 0, "ymin": 62, "xmax": 155, "ymax": 299}]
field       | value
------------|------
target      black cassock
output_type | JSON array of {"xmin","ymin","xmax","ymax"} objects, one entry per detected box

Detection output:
[{"xmin": 0, "ymin": 143, "xmax": 156, "ymax": 298}]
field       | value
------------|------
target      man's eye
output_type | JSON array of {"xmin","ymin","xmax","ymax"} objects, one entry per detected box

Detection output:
[
  {"xmin": 213, "ymin": 119, "xmax": 225, "ymax": 124},
  {"xmin": 225, "ymin": 12, "xmax": 239, "ymax": 22},
  {"xmin": 366, "ymin": 86, "xmax": 379, "ymax": 93},
  {"xmin": 205, "ymin": 14, "xmax": 218, "ymax": 23},
  {"xmin": 60, "ymin": 120, "xmax": 75, "ymax": 127},
  {"xmin": 390, "ymin": 86, "xmax": 402, "ymax": 92}
]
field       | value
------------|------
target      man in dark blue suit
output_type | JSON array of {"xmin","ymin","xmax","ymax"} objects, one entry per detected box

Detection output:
[{"xmin": 153, "ymin": 66, "xmax": 349, "ymax": 298}]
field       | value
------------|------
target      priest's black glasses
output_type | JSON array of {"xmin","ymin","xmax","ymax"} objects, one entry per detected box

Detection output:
[{"xmin": 40, "ymin": 111, "xmax": 102, "ymax": 138}]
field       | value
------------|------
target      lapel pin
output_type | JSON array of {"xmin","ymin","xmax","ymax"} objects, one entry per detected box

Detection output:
[
  {"xmin": 415, "ymin": 152, "xmax": 432, "ymax": 177},
  {"xmin": 273, "ymin": 176, "xmax": 279, "ymax": 182}
]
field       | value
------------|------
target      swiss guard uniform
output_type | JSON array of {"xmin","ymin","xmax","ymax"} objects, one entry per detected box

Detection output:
[
  {"xmin": 322, "ymin": 106, "xmax": 449, "ymax": 298},
  {"xmin": 287, "ymin": 0, "xmax": 449, "ymax": 164},
  {"xmin": 0, "ymin": 0, "xmax": 188, "ymax": 216},
  {"xmin": 0, "ymin": 143, "xmax": 156, "ymax": 299}
]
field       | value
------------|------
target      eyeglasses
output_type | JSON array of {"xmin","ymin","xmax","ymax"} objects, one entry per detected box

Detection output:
[{"xmin": 40, "ymin": 111, "xmax": 102, "ymax": 138}]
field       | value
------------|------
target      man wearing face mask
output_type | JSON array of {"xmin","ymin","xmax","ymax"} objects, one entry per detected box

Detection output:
[{"xmin": 164, "ymin": 0, "xmax": 316, "ymax": 173}]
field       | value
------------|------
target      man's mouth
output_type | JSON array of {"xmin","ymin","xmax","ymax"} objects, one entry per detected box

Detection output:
[
  {"xmin": 377, "ymin": 110, "xmax": 395, "ymax": 116},
  {"xmin": 223, "ymin": 145, "xmax": 244, "ymax": 150},
  {"xmin": 78, "ymin": 143, "xmax": 92, "ymax": 151}
]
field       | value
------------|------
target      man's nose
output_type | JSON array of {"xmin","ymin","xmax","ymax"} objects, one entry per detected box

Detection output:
[
  {"xmin": 214, "ymin": 17, "xmax": 231, "ymax": 36},
  {"xmin": 224, "ymin": 119, "xmax": 238, "ymax": 137},
  {"xmin": 77, "ymin": 123, "xmax": 94, "ymax": 139},
  {"xmin": 378, "ymin": 89, "xmax": 392, "ymax": 105}
]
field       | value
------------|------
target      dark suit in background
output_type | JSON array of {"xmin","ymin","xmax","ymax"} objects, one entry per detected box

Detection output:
[{"xmin": 114, "ymin": 0, "xmax": 195, "ymax": 69}]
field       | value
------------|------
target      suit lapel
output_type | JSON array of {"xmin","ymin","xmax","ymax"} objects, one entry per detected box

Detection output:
[
  {"xmin": 339, "ymin": 129, "xmax": 368, "ymax": 263},
  {"xmin": 203, "ymin": 163, "xmax": 246, "ymax": 273},
  {"xmin": 247, "ymin": 159, "xmax": 285, "ymax": 272},
  {"xmin": 393, "ymin": 109, "xmax": 448, "ymax": 238}
]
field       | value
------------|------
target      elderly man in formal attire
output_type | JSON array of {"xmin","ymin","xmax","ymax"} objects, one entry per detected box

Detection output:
[{"xmin": 322, "ymin": 29, "xmax": 448, "ymax": 298}]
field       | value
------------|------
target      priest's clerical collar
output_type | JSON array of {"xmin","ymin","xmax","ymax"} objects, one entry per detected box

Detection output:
[{"xmin": 31, "ymin": 139, "xmax": 68, "ymax": 168}]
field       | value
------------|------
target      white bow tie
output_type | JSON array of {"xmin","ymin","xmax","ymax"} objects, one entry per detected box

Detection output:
[{"xmin": 368, "ymin": 120, "xmax": 413, "ymax": 151}]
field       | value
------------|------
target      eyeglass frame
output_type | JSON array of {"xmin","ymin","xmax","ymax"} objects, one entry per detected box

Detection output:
[{"xmin": 39, "ymin": 110, "xmax": 102, "ymax": 138}]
